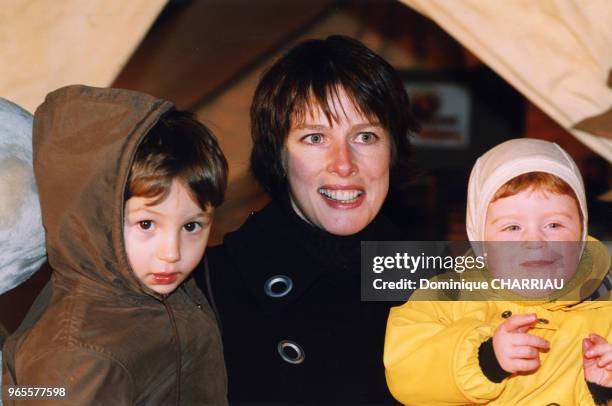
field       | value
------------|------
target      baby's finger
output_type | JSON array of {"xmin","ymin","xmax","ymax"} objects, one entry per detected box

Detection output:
[
  {"xmin": 583, "ymin": 337, "xmax": 594, "ymax": 354},
  {"xmin": 503, "ymin": 314, "xmax": 537, "ymax": 333},
  {"xmin": 516, "ymin": 325, "xmax": 532, "ymax": 334},
  {"xmin": 511, "ymin": 345, "xmax": 539, "ymax": 359},
  {"xmin": 585, "ymin": 343, "xmax": 612, "ymax": 359},
  {"xmin": 513, "ymin": 333, "xmax": 549, "ymax": 350},
  {"xmin": 588, "ymin": 334, "xmax": 608, "ymax": 345},
  {"xmin": 511, "ymin": 358, "xmax": 540, "ymax": 372},
  {"xmin": 596, "ymin": 351, "xmax": 612, "ymax": 368}
]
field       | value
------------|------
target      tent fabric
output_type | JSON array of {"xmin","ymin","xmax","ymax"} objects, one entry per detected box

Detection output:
[
  {"xmin": 575, "ymin": 105, "xmax": 612, "ymax": 140},
  {"xmin": 0, "ymin": 1, "xmax": 167, "ymax": 113},
  {"xmin": 399, "ymin": 0, "xmax": 612, "ymax": 163}
]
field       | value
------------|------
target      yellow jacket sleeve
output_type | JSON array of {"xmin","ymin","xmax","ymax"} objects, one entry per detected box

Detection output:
[{"xmin": 384, "ymin": 301, "xmax": 508, "ymax": 405}]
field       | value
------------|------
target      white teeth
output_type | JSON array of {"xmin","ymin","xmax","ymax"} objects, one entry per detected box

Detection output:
[{"xmin": 318, "ymin": 188, "xmax": 363, "ymax": 202}]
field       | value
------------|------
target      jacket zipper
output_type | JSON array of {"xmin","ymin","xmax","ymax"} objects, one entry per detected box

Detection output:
[{"xmin": 162, "ymin": 296, "xmax": 181, "ymax": 405}]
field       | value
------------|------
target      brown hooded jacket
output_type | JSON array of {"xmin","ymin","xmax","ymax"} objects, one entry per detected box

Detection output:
[{"xmin": 2, "ymin": 85, "xmax": 228, "ymax": 405}]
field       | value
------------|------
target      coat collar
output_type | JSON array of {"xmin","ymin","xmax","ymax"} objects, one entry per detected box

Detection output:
[{"xmin": 223, "ymin": 196, "xmax": 402, "ymax": 312}]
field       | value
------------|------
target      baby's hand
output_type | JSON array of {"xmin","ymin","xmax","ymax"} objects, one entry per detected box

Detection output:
[
  {"xmin": 582, "ymin": 334, "xmax": 612, "ymax": 387},
  {"xmin": 493, "ymin": 313, "xmax": 549, "ymax": 373}
]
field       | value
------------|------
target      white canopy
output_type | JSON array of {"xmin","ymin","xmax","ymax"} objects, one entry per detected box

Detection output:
[{"xmin": 0, "ymin": 0, "xmax": 167, "ymax": 113}]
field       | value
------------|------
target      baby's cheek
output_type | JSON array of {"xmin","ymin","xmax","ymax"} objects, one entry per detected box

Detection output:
[
  {"xmin": 483, "ymin": 223, "xmax": 501, "ymax": 241},
  {"xmin": 566, "ymin": 226, "xmax": 582, "ymax": 241}
]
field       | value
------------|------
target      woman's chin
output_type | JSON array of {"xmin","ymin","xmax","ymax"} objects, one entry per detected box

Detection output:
[{"xmin": 319, "ymin": 216, "xmax": 370, "ymax": 236}]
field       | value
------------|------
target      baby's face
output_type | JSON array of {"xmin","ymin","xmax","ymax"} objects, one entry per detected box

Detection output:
[
  {"xmin": 485, "ymin": 188, "xmax": 581, "ymax": 241},
  {"xmin": 483, "ymin": 188, "xmax": 582, "ymax": 297},
  {"xmin": 124, "ymin": 179, "xmax": 212, "ymax": 295}
]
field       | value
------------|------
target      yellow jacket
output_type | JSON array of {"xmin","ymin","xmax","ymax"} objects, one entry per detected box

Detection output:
[{"xmin": 384, "ymin": 239, "xmax": 611, "ymax": 405}]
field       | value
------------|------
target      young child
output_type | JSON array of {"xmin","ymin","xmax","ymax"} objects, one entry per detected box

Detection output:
[
  {"xmin": 384, "ymin": 139, "xmax": 611, "ymax": 405},
  {"xmin": 2, "ymin": 85, "xmax": 228, "ymax": 405}
]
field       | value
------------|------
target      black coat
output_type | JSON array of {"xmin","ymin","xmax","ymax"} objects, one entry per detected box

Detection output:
[{"xmin": 196, "ymin": 197, "xmax": 403, "ymax": 405}]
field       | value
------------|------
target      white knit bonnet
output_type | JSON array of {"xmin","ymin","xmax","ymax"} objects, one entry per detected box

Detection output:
[{"xmin": 466, "ymin": 138, "xmax": 588, "ymax": 242}]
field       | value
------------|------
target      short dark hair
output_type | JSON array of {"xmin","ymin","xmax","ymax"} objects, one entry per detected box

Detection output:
[
  {"xmin": 250, "ymin": 35, "xmax": 419, "ymax": 197},
  {"xmin": 126, "ymin": 110, "xmax": 228, "ymax": 209}
]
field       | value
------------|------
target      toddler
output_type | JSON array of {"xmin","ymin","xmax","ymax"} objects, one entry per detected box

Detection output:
[
  {"xmin": 384, "ymin": 139, "xmax": 611, "ymax": 405},
  {"xmin": 3, "ymin": 85, "xmax": 228, "ymax": 405}
]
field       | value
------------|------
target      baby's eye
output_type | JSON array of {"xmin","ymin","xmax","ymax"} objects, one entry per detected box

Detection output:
[
  {"xmin": 547, "ymin": 222, "xmax": 563, "ymax": 229},
  {"xmin": 138, "ymin": 220, "xmax": 153, "ymax": 230},
  {"xmin": 354, "ymin": 132, "xmax": 379, "ymax": 144},
  {"xmin": 183, "ymin": 222, "xmax": 201, "ymax": 233},
  {"xmin": 302, "ymin": 133, "xmax": 324, "ymax": 144},
  {"xmin": 502, "ymin": 225, "xmax": 521, "ymax": 232}
]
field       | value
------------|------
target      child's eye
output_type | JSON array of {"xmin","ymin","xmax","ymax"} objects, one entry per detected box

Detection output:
[
  {"xmin": 547, "ymin": 222, "xmax": 563, "ymax": 229},
  {"xmin": 502, "ymin": 225, "xmax": 521, "ymax": 232},
  {"xmin": 302, "ymin": 133, "xmax": 324, "ymax": 144},
  {"xmin": 138, "ymin": 220, "xmax": 153, "ymax": 230},
  {"xmin": 354, "ymin": 132, "xmax": 379, "ymax": 144},
  {"xmin": 183, "ymin": 222, "xmax": 201, "ymax": 232}
]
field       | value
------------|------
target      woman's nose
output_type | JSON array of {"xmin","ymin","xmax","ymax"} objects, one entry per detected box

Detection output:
[
  {"xmin": 327, "ymin": 141, "xmax": 357, "ymax": 177},
  {"xmin": 158, "ymin": 233, "xmax": 181, "ymax": 263}
]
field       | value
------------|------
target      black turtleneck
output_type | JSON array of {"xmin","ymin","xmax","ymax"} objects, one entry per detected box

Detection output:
[{"xmin": 279, "ymin": 192, "xmax": 404, "ymax": 275}]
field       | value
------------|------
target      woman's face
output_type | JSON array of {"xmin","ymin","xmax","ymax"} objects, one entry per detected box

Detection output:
[{"xmin": 284, "ymin": 89, "xmax": 391, "ymax": 235}]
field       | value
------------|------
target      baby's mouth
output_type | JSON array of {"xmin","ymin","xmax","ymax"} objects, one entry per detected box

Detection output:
[
  {"xmin": 519, "ymin": 259, "xmax": 556, "ymax": 268},
  {"xmin": 318, "ymin": 188, "xmax": 364, "ymax": 203}
]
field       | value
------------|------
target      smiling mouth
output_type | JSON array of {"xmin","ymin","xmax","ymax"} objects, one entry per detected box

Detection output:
[
  {"xmin": 318, "ymin": 188, "xmax": 364, "ymax": 203},
  {"xmin": 520, "ymin": 260, "xmax": 556, "ymax": 268}
]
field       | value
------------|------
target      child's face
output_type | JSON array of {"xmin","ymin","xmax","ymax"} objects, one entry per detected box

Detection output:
[
  {"xmin": 483, "ymin": 187, "xmax": 582, "ymax": 297},
  {"xmin": 124, "ymin": 179, "xmax": 212, "ymax": 295},
  {"xmin": 485, "ymin": 189, "xmax": 582, "ymax": 241},
  {"xmin": 484, "ymin": 187, "xmax": 581, "ymax": 241}
]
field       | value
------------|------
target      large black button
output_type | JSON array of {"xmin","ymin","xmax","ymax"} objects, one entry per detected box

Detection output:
[
  {"xmin": 277, "ymin": 340, "xmax": 305, "ymax": 364},
  {"xmin": 501, "ymin": 310, "xmax": 512, "ymax": 319},
  {"xmin": 264, "ymin": 275, "xmax": 293, "ymax": 298}
]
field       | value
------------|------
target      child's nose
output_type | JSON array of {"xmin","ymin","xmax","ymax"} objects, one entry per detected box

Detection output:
[
  {"xmin": 523, "ymin": 228, "xmax": 546, "ymax": 246},
  {"xmin": 158, "ymin": 233, "xmax": 181, "ymax": 263}
]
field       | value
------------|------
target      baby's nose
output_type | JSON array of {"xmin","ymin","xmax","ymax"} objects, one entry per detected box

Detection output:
[{"xmin": 523, "ymin": 229, "xmax": 546, "ymax": 247}]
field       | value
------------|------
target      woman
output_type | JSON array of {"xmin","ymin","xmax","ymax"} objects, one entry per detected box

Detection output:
[{"xmin": 197, "ymin": 35, "xmax": 418, "ymax": 404}]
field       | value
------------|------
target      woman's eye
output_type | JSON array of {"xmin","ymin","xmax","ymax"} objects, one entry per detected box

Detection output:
[
  {"xmin": 355, "ymin": 132, "xmax": 378, "ymax": 144},
  {"xmin": 138, "ymin": 220, "xmax": 153, "ymax": 230},
  {"xmin": 303, "ymin": 133, "xmax": 324, "ymax": 144},
  {"xmin": 183, "ymin": 222, "xmax": 201, "ymax": 232}
]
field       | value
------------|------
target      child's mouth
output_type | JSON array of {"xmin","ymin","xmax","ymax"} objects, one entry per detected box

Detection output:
[
  {"xmin": 519, "ymin": 260, "xmax": 556, "ymax": 268},
  {"xmin": 152, "ymin": 272, "xmax": 178, "ymax": 284}
]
